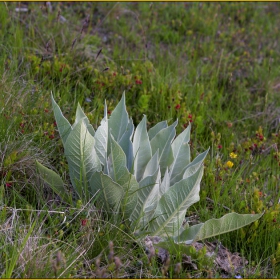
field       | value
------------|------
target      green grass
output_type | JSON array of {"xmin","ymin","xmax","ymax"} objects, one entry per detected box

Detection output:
[{"xmin": 0, "ymin": 2, "xmax": 280, "ymax": 278}]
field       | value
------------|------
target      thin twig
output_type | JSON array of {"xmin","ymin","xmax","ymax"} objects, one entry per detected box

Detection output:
[
  {"xmin": 206, "ymin": 197, "xmax": 231, "ymax": 211},
  {"xmin": 232, "ymin": 112, "xmax": 265, "ymax": 124},
  {"xmin": 0, "ymin": 207, "xmax": 65, "ymax": 215},
  {"xmin": 58, "ymin": 249, "xmax": 86, "ymax": 278},
  {"xmin": 60, "ymin": 190, "xmax": 100, "ymax": 232}
]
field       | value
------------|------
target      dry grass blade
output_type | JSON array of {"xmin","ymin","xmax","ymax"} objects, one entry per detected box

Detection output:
[{"xmin": 95, "ymin": 48, "xmax": 102, "ymax": 61}]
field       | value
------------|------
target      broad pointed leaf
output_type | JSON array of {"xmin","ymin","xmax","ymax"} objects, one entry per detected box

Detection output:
[
  {"xmin": 183, "ymin": 149, "xmax": 209, "ymax": 179},
  {"xmin": 148, "ymin": 165, "xmax": 204, "ymax": 237},
  {"xmin": 150, "ymin": 121, "xmax": 178, "ymax": 174},
  {"xmin": 107, "ymin": 93, "xmax": 135, "ymax": 170},
  {"xmin": 174, "ymin": 212, "xmax": 263, "ymax": 244},
  {"xmin": 94, "ymin": 102, "xmax": 108, "ymax": 165},
  {"xmin": 141, "ymin": 169, "xmax": 161, "ymax": 226},
  {"xmin": 133, "ymin": 115, "xmax": 152, "ymax": 182},
  {"xmin": 108, "ymin": 92, "xmax": 130, "ymax": 143},
  {"xmin": 108, "ymin": 134, "xmax": 139, "ymax": 216},
  {"xmin": 36, "ymin": 161, "xmax": 72, "ymax": 204},
  {"xmin": 170, "ymin": 148, "xmax": 209, "ymax": 186},
  {"xmin": 118, "ymin": 117, "xmax": 134, "ymax": 171},
  {"xmin": 160, "ymin": 168, "xmax": 170, "ymax": 196},
  {"xmin": 89, "ymin": 171, "xmax": 124, "ymax": 212},
  {"xmin": 121, "ymin": 172, "xmax": 139, "ymax": 221},
  {"xmin": 169, "ymin": 124, "xmax": 191, "ymax": 181},
  {"xmin": 131, "ymin": 168, "xmax": 161, "ymax": 229},
  {"xmin": 64, "ymin": 119, "xmax": 101, "ymax": 201},
  {"xmin": 148, "ymin": 120, "xmax": 168, "ymax": 141},
  {"xmin": 142, "ymin": 150, "xmax": 159, "ymax": 179},
  {"xmin": 73, "ymin": 103, "xmax": 95, "ymax": 137},
  {"xmin": 51, "ymin": 94, "xmax": 72, "ymax": 145},
  {"xmin": 108, "ymin": 133, "xmax": 128, "ymax": 186},
  {"xmin": 174, "ymin": 223, "xmax": 203, "ymax": 244}
]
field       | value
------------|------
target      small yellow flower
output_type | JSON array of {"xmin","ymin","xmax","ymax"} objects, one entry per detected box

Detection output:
[
  {"xmin": 230, "ymin": 152, "xmax": 237, "ymax": 159},
  {"xmin": 226, "ymin": 161, "xmax": 234, "ymax": 168}
]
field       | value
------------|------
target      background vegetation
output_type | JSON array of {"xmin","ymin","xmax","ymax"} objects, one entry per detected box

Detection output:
[{"xmin": 0, "ymin": 2, "xmax": 279, "ymax": 278}]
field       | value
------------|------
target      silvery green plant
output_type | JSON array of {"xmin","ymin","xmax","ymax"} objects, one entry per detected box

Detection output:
[{"xmin": 37, "ymin": 93, "xmax": 262, "ymax": 244}]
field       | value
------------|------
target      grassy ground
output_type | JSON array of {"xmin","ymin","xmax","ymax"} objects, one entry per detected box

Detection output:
[{"xmin": 0, "ymin": 2, "xmax": 280, "ymax": 278}]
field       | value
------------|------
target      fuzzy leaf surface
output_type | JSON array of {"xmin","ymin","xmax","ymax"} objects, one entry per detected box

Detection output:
[
  {"xmin": 51, "ymin": 94, "xmax": 72, "ymax": 145},
  {"xmin": 36, "ymin": 161, "xmax": 72, "ymax": 204},
  {"xmin": 140, "ymin": 169, "xmax": 161, "ymax": 227},
  {"xmin": 89, "ymin": 171, "xmax": 124, "ymax": 212},
  {"xmin": 148, "ymin": 165, "xmax": 204, "ymax": 237},
  {"xmin": 183, "ymin": 149, "xmax": 209, "ymax": 179},
  {"xmin": 108, "ymin": 134, "xmax": 139, "ymax": 217},
  {"xmin": 133, "ymin": 115, "xmax": 152, "ymax": 181},
  {"xmin": 118, "ymin": 117, "xmax": 134, "ymax": 171},
  {"xmin": 148, "ymin": 120, "xmax": 168, "ymax": 141},
  {"xmin": 174, "ymin": 212, "xmax": 263, "ymax": 244},
  {"xmin": 73, "ymin": 103, "xmax": 95, "ymax": 137},
  {"xmin": 64, "ymin": 119, "xmax": 101, "ymax": 201},
  {"xmin": 142, "ymin": 150, "xmax": 159, "ymax": 179},
  {"xmin": 150, "ymin": 121, "xmax": 177, "ymax": 174},
  {"xmin": 108, "ymin": 133, "xmax": 128, "ymax": 186},
  {"xmin": 132, "ymin": 168, "xmax": 161, "ymax": 230},
  {"xmin": 169, "ymin": 124, "xmax": 191, "ymax": 182},
  {"xmin": 170, "ymin": 148, "xmax": 209, "ymax": 186},
  {"xmin": 160, "ymin": 168, "xmax": 170, "ymax": 196},
  {"xmin": 108, "ymin": 93, "xmax": 130, "ymax": 143},
  {"xmin": 94, "ymin": 102, "xmax": 108, "ymax": 166}
]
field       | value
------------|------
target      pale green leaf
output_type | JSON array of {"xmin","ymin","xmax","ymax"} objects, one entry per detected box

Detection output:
[
  {"xmin": 94, "ymin": 101, "xmax": 108, "ymax": 166},
  {"xmin": 131, "ymin": 168, "xmax": 161, "ymax": 229},
  {"xmin": 73, "ymin": 103, "xmax": 95, "ymax": 137},
  {"xmin": 108, "ymin": 134, "xmax": 127, "ymax": 185},
  {"xmin": 160, "ymin": 168, "xmax": 170, "ymax": 196},
  {"xmin": 148, "ymin": 166, "xmax": 204, "ymax": 237},
  {"xmin": 108, "ymin": 134, "xmax": 139, "ymax": 216},
  {"xmin": 89, "ymin": 171, "xmax": 124, "ymax": 212},
  {"xmin": 141, "ymin": 169, "xmax": 161, "ymax": 225},
  {"xmin": 118, "ymin": 117, "xmax": 134, "ymax": 171},
  {"xmin": 183, "ymin": 149, "xmax": 209, "ymax": 179},
  {"xmin": 36, "ymin": 160, "xmax": 72, "ymax": 204},
  {"xmin": 174, "ymin": 223, "xmax": 203, "ymax": 244},
  {"xmin": 64, "ymin": 119, "xmax": 101, "ymax": 201},
  {"xmin": 150, "ymin": 121, "xmax": 177, "ymax": 174},
  {"xmin": 121, "ymin": 172, "xmax": 139, "ymax": 221},
  {"xmin": 108, "ymin": 93, "xmax": 134, "ymax": 170},
  {"xmin": 108, "ymin": 92, "xmax": 130, "ymax": 143},
  {"xmin": 169, "ymin": 124, "xmax": 191, "ymax": 182},
  {"xmin": 133, "ymin": 115, "xmax": 152, "ymax": 182},
  {"xmin": 175, "ymin": 212, "xmax": 263, "ymax": 244},
  {"xmin": 142, "ymin": 150, "xmax": 159, "ymax": 179},
  {"xmin": 51, "ymin": 93, "xmax": 72, "ymax": 145},
  {"xmin": 170, "ymin": 148, "xmax": 209, "ymax": 186},
  {"xmin": 148, "ymin": 120, "xmax": 168, "ymax": 141}
]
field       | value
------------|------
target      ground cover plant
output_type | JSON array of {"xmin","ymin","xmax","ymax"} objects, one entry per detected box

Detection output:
[{"xmin": 0, "ymin": 2, "xmax": 280, "ymax": 278}]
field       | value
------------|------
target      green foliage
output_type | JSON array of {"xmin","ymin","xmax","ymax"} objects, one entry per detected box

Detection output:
[
  {"xmin": 1, "ymin": 2, "xmax": 280, "ymax": 277},
  {"xmin": 37, "ymin": 93, "xmax": 262, "ymax": 245},
  {"xmin": 35, "ymin": 161, "xmax": 72, "ymax": 205},
  {"xmin": 2, "ymin": 221, "xmax": 36, "ymax": 278}
]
